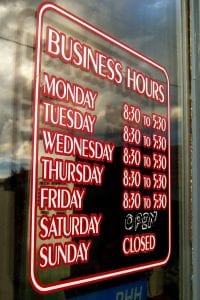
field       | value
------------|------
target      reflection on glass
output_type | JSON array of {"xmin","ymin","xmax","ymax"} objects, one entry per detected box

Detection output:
[{"xmin": 0, "ymin": 1, "xmax": 182, "ymax": 299}]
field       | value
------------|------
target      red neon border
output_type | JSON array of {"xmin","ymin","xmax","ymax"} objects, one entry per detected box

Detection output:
[{"xmin": 30, "ymin": 2, "xmax": 171, "ymax": 294}]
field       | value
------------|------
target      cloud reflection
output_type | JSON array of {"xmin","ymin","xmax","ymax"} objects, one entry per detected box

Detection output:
[{"xmin": 0, "ymin": 0, "xmax": 180, "ymax": 178}]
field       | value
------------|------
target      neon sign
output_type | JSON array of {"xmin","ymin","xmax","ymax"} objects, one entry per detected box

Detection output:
[{"xmin": 30, "ymin": 2, "xmax": 171, "ymax": 293}]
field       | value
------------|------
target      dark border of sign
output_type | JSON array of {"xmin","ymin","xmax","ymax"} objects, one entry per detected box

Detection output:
[{"xmin": 30, "ymin": 2, "xmax": 171, "ymax": 294}]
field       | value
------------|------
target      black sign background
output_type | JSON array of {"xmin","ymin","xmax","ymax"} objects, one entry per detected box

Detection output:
[{"xmin": 30, "ymin": 2, "xmax": 171, "ymax": 293}]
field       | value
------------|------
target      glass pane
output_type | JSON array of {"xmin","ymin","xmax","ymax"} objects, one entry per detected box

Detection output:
[{"xmin": 0, "ymin": 1, "xmax": 188, "ymax": 299}]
